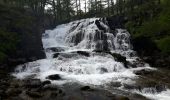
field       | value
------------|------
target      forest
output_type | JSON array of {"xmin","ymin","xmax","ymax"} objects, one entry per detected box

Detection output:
[
  {"xmin": 0, "ymin": 0, "xmax": 169, "ymax": 66},
  {"xmin": 0, "ymin": 0, "xmax": 170, "ymax": 100}
]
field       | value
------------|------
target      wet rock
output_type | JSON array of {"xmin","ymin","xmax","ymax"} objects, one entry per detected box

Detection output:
[
  {"xmin": 92, "ymin": 50, "xmax": 128, "ymax": 67},
  {"xmin": 134, "ymin": 69, "xmax": 152, "ymax": 75},
  {"xmin": 53, "ymin": 53, "xmax": 60, "ymax": 58},
  {"xmin": 42, "ymin": 80, "xmax": 51, "ymax": 86},
  {"xmin": 110, "ymin": 53, "xmax": 126, "ymax": 62},
  {"xmin": 123, "ymin": 84, "xmax": 140, "ymax": 90},
  {"xmin": 127, "ymin": 61, "xmax": 137, "ymax": 68},
  {"xmin": 110, "ymin": 82, "xmax": 122, "ymax": 87},
  {"xmin": 59, "ymin": 53, "xmax": 78, "ymax": 58},
  {"xmin": 95, "ymin": 20, "xmax": 107, "ymax": 32},
  {"xmin": 110, "ymin": 53, "xmax": 127, "ymax": 68},
  {"xmin": 42, "ymin": 84, "xmax": 59, "ymax": 91},
  {"xmin": 80, "ymin": 86, "xmax": 93, "ymax": 91},
  {"xmin": 24, "ymin": 79, "xmax": 42, "ymax": 88},
  {"xmin": 92, "ymin": 50, "xmax": 104, "ymax": 53},
  {"xmin": 155, "ymin": 85, "xmax": 166, "ymax": 92},
  {"xmin": 69, "ymin": 31, "xmax": 85, "ymax": 45},
  {"xmin": 76, "ymin": 51, "xmax": 90, "ymax": 57},
  {"xmin": 46, "ymin": 47, "xmax": 64, "ymax": 52},
  {"xmin": 26, "ymin": 91, "xmax": 42, "ymax": 98},
  {"xmin": 46, "ymin": 74, "xmax": 62, "ymax": 80},
  {"xmin": 100, "ymin": 67, "xmax": 108, "ymax": 74}
]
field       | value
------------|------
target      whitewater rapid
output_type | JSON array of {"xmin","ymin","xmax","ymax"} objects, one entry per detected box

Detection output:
[{"xmin": 12, "ymin": 18, "xmax": 170, "ymax": 100}]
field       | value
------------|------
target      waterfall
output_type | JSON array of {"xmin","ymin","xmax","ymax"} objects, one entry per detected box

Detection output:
[
  {"xmin": 12, "ymin": 18, "xmax": 170, "ymax": 100},
  {"xmin": 13, "ymin": 17, "xmax": 152, "ymax": 83}
]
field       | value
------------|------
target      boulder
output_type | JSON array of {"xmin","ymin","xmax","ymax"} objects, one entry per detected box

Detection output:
[
  {"xmin": 53, "ymin": 53, "xmax": 60, "ymax": 58},
  {"xmin": 134, "ymin": 69, "xmax": 152, "ymax": 76},
  {"xmin": 110, "ymin": 82, "xmax": 122, "ymax": 88},
  {"xmin": 46, "ymin": 47, "xmax": 64, "ymax": 52},
  {"xmin": 42, "ymin": 80, "xmax": 51, "ymax": 86},
  {"xmin": 76, "ymin": 51, "xmax": 90, "ymax": 57},
  {"xmin": 110, "ymin": 53, "xmax": 128, "ymax": 68},
  {"xmin": 46, "ymin": 74, "xmax": 62, "ymax": 80},
  {"xmin": 80, "ymin": 86, "xmax": 93, "ymax": 91},
  {"xmin": 95, "ymin": 20, "xmax": 107, "ymax": 32}
]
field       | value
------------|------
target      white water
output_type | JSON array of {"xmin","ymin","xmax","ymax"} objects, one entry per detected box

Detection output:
[
  {"xmin": 13, "ymin": 18, "xmax": 170, "ymax": 100},
  {"xmin": 134, "ymin": 89, "xmax": 170, "ymax": 100}
]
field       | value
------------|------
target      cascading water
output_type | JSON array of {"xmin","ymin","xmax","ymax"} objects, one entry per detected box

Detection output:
[{"xmin": 12, "ymin": 18, "xmax": 170, "ymax": 100}]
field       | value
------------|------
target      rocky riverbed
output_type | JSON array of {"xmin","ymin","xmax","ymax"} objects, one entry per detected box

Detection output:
[{"xmin": 1, "ymin": 67, "xmax": 170, "ymax": 100}]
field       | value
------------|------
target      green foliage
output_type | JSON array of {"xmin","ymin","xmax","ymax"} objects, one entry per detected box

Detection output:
[
  {"xmin": 157, "ymin": 37, "xmax": 170, "ymax": 54},
  {"xmin": 0, "ymin": 29, "xmax": 19, "ymax": 63},
  {"xmin": 0, "ymin": 3, "xmax": 35, "ymax": 64},
  {"xmin": 125, "ymin": 0, "xmax": 170, "ymax": 55}
]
